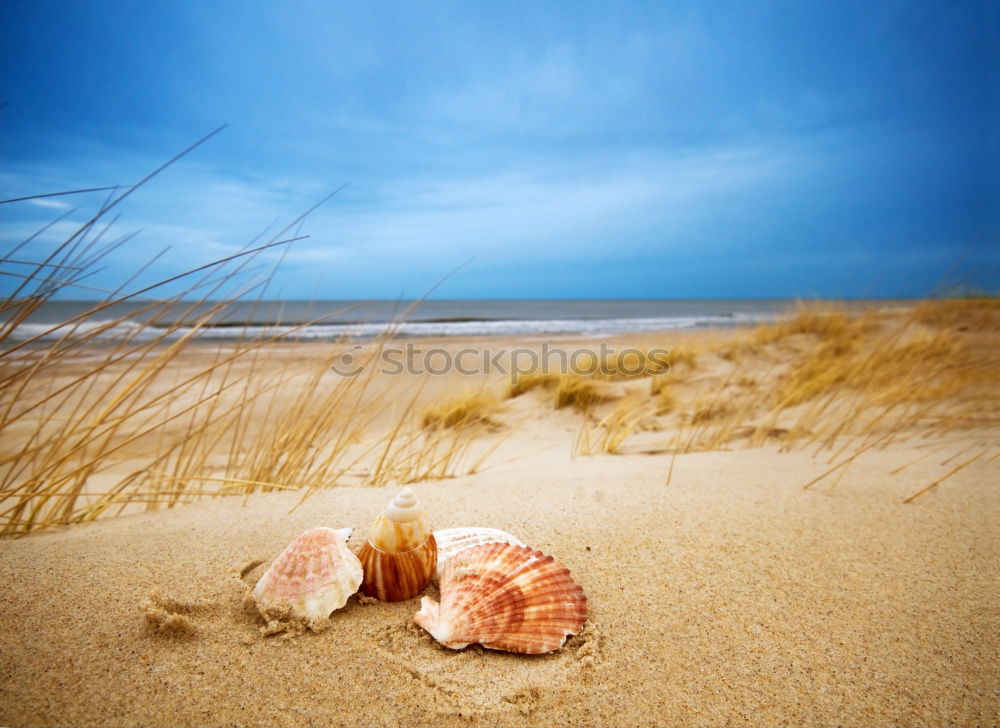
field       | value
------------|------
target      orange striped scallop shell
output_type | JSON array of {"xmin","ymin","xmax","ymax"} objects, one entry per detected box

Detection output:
[{"xmin": 413, "ymin": 542, "xmax": 587, "ymax": 654}]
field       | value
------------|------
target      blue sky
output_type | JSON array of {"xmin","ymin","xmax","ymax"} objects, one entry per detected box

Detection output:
[{"xmin": 1, "ymin": 0, "xmax": 997, "ymax": 299}]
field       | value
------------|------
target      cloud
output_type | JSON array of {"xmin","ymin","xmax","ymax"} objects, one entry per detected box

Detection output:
[
  {"xmin": 1, "ymin": 132, "xmax": 816, "ymax": 301},
  {"xmin": 303, "ymin": 139, "xmax": 798, "ymax": 268},
  {"xmin": 25, "ymin": 197, "xmax": 73, "ymax": 210},
  {"xmin": 424, "ymin": 44, "xmax": 586, "ymax": 129},
  {"xmin": 2, "ymin": 109, "xmax": 990, "ymax": 301},
  {"xmin": 415, "ymin": 40, "xmax": 656, "ymax": 137}
]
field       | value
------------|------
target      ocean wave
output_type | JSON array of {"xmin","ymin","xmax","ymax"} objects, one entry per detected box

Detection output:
[
  {"xmin": 5, "ymin": 312, "xmax": 772, "ymax": 343},
  {"xmin": 7, "ymin": 318, "xmax": 151, "ymax": 343}
]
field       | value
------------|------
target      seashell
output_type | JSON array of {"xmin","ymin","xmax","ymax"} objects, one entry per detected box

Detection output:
[
  {"xmin": 432, "ymin": 527, "xmax": 524, "ymax": 584},
  {"xmin": 358, "ymin": 487, "xmax": 437, "ymax": 601},
  {"xmin": 252, "ymin": 527, "xmax": 363, "ymax": 622},
  {"xmin": 413, "ymin": 542, "xmax": 587, "ymax": 654}
]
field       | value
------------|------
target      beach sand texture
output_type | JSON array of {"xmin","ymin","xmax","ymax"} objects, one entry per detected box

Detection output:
[{"xmin": 1, "ymin": 438, "xmax": 997, "ymax": 726}]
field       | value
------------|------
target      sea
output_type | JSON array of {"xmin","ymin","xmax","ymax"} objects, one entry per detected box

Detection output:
[{"xmin": 6, "ymin": 298, "xmax": 823, "ymax": 343}]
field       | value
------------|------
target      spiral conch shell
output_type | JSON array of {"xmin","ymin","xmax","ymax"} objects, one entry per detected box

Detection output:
[
  {"xmin": 252, "ymin": 527, "xmax": 362, "ymax": 623},
  {"xmin": 358, "ymin": 487, "xmax": 437, "ymax": 601},
  {"xmin": 432, "ymin": 527, "xmax": 524, "ymax": 584},
  {"xmin": 414, "ymin": 542, "xmax": 587, "ymax": 654}
]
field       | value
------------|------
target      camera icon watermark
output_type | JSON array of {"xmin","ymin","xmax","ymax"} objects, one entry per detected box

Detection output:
[{"xmin": 330, "ymin": 345, "xmax": 367, "ymax": 377}]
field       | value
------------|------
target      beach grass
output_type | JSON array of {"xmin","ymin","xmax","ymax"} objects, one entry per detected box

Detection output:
[
  {"xmin": 554, "ymin": 373, "xmax": 621, "ymax": 410},
  {"xmin": 0, "ymin": 172, "xmax": 495, "ymax": 536},
  {"xmin": 420, "ymin": 388, "xmax": 503, "ymax": 430},
  {"xmin": 491, "ymin": 299, "xmax": 999, "ymax": 479},
  {"xmin": 4, "ymin": 193, "xmax": 997, "ymax": 538},
  {"xmin": 506, "ymin": 370, "xmax": 561, "ymax": 398}
]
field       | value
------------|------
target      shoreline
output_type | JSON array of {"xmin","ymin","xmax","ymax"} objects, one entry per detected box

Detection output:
[{"xmin": 6, "ymin": 297, "xmax": 931, "ymax": 347}]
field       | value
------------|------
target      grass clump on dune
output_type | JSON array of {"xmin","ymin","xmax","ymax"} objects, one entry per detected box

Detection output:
[
  {"xmin": 751, "ymin": 303, "xmax": 855, "ymax": 345},
  {"xmin": 575, "ymin": 394, "xmax": 657, "ymax": 455},
  {"xmin": 676, "ymin": 301, "xmax": 995, "ymax": 463},
  {"xmin": 654, "ymin": 387, "xmax": 676, "ymax": 414},
  {"xmin": 666, "ymin": 346, "xmax": 698, "ymax": 371},
  {"xmin": 689, "ymin": 397, "xmax": 733, "ymax": 425},
  {"xmin": 507, "ymin": 347, "xmax": 687, "ymax": 407},
  {"xmin": 914, "ymin": 297, "xmax": 1000, "ymax": 330},
  {"xmin": 598, "ymin": 348, "xmax": 672, "ymax": 380},
  {"xmin": 579, "ymin": 299, "xmax": 998, "ymax": 502},
  {"xmin": 507, "ymin": 371, "xmax": 561, "ymax": 398},
  {"xmin": 649, "ymin": 375, "xmax": 668, "ymax": 395},
  {"xmin": 554, "ymin": 374, "xmax": 621, "ymax": 411},
  {"xmin": 420, "ymin": 389, "xmax": 502, "ymax": 430},
  {"xmin": 774, "ymin": 320, "xmax": 962, "ymax": 409}
]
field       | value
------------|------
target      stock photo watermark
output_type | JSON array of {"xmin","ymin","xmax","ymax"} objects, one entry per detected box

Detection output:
[{"xmin": 330, "ymin": 342, "xmax": 674, "ymax": 382}]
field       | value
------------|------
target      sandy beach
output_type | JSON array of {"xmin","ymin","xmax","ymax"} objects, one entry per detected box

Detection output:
[
  {"xmin": 1, "ymin": 310, "xmax": 998, "ymax": 727},
  {"xmin": 5, "ymin": 2, "xmax": 995, "ymax": 723}
]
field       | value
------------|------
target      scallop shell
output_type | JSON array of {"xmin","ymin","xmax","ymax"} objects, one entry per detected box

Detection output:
[
  {"xmin": 413, "ymin": 542, "xmax": 587, "ymax": 654},
  {"xmin": 432, "ymin": 527, "xmax": 524, "ymax": 584},
  {"xmin": 252, "ymin": 527, "xmax": 363, "ymax": 622},
  {"xmin": 358, "ymin": 487, "xmax": 436, "ymax": 601}
]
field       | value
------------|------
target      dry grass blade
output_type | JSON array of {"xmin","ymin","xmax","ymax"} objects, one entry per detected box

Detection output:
[
  {"xmin": 573, "ymin": 392, "xmax": 661, "ymax": 456},
  {"xmin": 901, "ymin": 451, "xmax": 986, "ymax": 504}
]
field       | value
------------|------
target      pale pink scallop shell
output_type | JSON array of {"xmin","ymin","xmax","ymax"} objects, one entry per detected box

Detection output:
[
  {"xmin": 253, "ymin": 527, "xmax": 362, "ymax": 622},
  {"xmin": 413, "ymin": 542, "xmax": 588, "ymax": 654}
]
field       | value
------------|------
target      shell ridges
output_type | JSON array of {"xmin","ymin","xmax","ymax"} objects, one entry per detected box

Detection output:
[
  {"xmin": 413, "ymin": 542, "xmax": 587, "ymax": 654},
  {"xmin": 432, "ymin": 527, "xmax": 524, "ymax": 584},
  {"xmin": 252, "ymin": 527, "xmax": 362, "ymax": 623}
]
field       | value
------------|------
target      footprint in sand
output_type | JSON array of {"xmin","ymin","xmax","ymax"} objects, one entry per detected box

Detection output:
[
  {"xmin": 142, "ymin": 589, "xmax": 217, "ymax": 639},
  {"xmin": 141, "ymin": 557, "xmax": 274, "ymax": 640}
]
